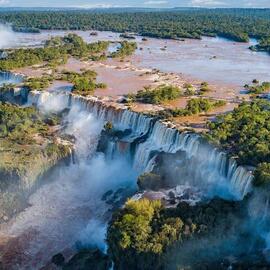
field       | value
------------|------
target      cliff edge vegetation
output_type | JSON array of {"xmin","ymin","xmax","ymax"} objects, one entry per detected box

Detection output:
[{"xmin": 0, "ymin": 102, "xmax": 71, "ymax": 222}]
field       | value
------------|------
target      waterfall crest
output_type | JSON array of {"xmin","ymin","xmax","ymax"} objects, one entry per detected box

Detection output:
[
  {"xmin": 0, "ymin": 71, "xmax": 24, "ymax": 86},
  {"xmin": 28, "ymin": 92, "xmax": 254, "ymax": 200}
]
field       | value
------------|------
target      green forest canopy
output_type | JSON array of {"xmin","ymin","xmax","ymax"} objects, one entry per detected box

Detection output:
[
  {"xmin": 207, "ymin": 99, "xmax": 270, "ymax": 188},
  {"xmin": 0, "ymin": 9, "xmax": 270, "ymax": 52},
  {"xmin": 0, "ymin": 34, "xmax": 109, "ymax": 71}
]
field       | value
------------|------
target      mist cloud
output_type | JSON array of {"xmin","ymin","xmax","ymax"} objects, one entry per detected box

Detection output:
[{"xmin": 0, "ymin": 24, "xmax": 17, "ymax": 49}]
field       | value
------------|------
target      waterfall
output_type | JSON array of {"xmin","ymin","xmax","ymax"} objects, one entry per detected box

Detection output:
[
  {"xmin": 70, "ymin": 95, "xmax": 253, "ymax": 200},
  {"xmin": 28, "ymin": 91, "xmax": 254, "ymax": 200},
  {"xmin": 132, "ymin": 122, "xmax": 253, "ymax": 199},
  {"xmin": 0, "ymin": 71, "xmax": 24, "ymax": 86},
  {"xmin": 27, "ymin": 90, "xmax": 70, "ymax": 113}
]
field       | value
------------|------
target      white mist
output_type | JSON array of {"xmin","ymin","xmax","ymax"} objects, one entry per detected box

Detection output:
[{"xmin": 0, "ymin": 24, "xmax": 17, "ymax": 49}]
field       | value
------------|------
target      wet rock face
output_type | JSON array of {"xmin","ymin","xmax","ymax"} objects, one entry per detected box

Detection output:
[
  {"xmin": 97, "ymin": 124, "xmax": 132, "ymax": 155},
  {"xmin": 137, "ymin": 173, "xmax": 164, "ymax": 191},
  {"xmin": 51, "ymin": 253, "xmax": 65, "ymax": 266},
  {"xmin": 62, "ymin": 249, "xmax": 111, "ymax": 270},
  {"xmin": 0, "ymin": 169, "xmax": 21, "ymax": 191},
  {"xmin": 135, "ymin": 150, "xmax": 193, "ymax": 193},
  {"xmin": 0, "ymin": 87, "xmax": 29, "ymax": 105}
]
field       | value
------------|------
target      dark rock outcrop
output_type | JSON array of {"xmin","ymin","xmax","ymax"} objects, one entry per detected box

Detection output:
[{"xmin": 63, "ymin": 249, "xmax": 111, "ymax": 270}]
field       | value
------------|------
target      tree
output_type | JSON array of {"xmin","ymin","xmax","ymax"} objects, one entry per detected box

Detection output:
[{"xmin": 254, "ymin": 163, "xmax": 270, "ymax": 188}]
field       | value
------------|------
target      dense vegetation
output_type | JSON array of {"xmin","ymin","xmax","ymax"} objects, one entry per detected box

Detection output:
[
  {"xmin": 207, "ymin": 99, "xmax": 270, "ymax": 166},
  {"xmin": 129, "ymin": 85, "xmax": 182, "ymax": 104},
  {"xmin": 110, "ymin": 41, "xmax": 137, "ymax": 58},
  {"xmin": 107, "ymin": 199, "xmax": 187, "ymax": 269},
  {"xmin": 154, "ymin": 98, "xmax": 226, "ymax": 119},
  {"xmin": 0, "ymin": 34, "xmax": 109, "ymax": 71},
  {"xmin": 207, "ymin": 99, "xmax": 270, "ymax": 188},
  {"xmin": 244, "ymin": 81, "xmax": 270, "ymax": 94},
  {"xmin": 24, "ymin": 75, "xmax": 54, "ymax": 91},
  {"xmin": 107, "ymin": 197, "xmax": 244, "ymax": 270},
  {"xmin": 60, "ymin": 70, "xmax": 107, "ymax": 95},
  {"xmin": 0, "ymin": 102, "xmax": 49, "ymax": 144},
  {"xmin": 184, "ymin": 98, "xmax": 226, "ymax": 115},
  {"xmin": 1, "ymin": 9, "xmax": 270, "ymax": 53},
  {"xmin": 0, "ymin": 101, "xmax": 69, "ymax": 150}
]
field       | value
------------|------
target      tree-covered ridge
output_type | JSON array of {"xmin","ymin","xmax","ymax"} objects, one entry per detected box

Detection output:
[
  {"xmin": 0, "ymin": 102, "xmax": 49, "ymax": 143},
  {"xmin": 0, "ymin": 102, "xmax": 70, "ymax": 173},
  {"xmin": 207, "ymin": 99, "xmax": 270, "ymax": 166},
  {"xmin": 0, "ymin": 9, "xmax": 270, "ymax": 52},
  {"xmin": 0, "ymin": 34, "xmax": 109, "ymax": 71}
]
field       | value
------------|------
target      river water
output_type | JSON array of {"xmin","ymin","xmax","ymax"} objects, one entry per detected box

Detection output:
[
  {"xmin": 5, "ymin": 30, "xmax": 270, "ymax": 88},
  {"xmin": 0, "ymin": 28, "xmax": 270, "ymax": 269}
]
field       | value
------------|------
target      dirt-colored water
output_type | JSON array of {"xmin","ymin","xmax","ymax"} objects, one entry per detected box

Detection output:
[{"xmin": 11, "ymin": 30, "xmax": 270, "ymax": 90}]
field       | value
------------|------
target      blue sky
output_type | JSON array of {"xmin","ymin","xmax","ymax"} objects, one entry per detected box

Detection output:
[{"xmin": 0, "ymin": 0, "xmax": 270, "ymax": 8}]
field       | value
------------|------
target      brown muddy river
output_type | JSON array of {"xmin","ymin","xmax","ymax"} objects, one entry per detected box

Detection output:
[{"xmin": 8, "ymin": 30, "xmax": 270, "ymax": 88}]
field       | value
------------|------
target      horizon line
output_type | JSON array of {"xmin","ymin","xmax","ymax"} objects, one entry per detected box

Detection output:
[{"xmin": 0, "ymin": 6, "xmax": 270, "ymax": 10}]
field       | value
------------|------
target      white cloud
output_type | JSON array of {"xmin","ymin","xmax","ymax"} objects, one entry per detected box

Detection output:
[
  {"xmin": 191, "ymin": 0, "xmax": 226, "ymax": 6},
  {"xmin": 67, "ymin": 3, "xmax": 114, "ymax": 8},
  {"xmin": 0, "ymin": 0, "xmax": 10, "ymax": 5},
  {"xmin": 144, "ymin": 0, "xmax": 168, "ymax": 5}
]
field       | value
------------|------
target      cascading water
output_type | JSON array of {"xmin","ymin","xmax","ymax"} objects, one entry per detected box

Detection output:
[
  {"xmin": 0, "ymin": 71, "xmax": 24, "ymax": 86},
  {"xmin": 27, "ymin": 90, "xmax": 70, "ymax": 113},
  {"xmin": 64, "ymin": 94, "xmax": 254, "ymax": 200},
  {"xmin": 28, "ymin": 91, "xmax": 253, "ymax": 200}
]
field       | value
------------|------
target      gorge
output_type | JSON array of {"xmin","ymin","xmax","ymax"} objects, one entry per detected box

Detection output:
[
  {"xmin": 0, "ymin": 77, "xmax": 260, "ymax": 269},
  {"xmin": 0, "ymin": 9, "xmax": 270, "ymax": 268}
]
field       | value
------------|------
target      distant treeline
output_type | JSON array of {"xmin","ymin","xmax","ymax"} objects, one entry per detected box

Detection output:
[{"xmin": 0, "ymin": 9, "xmax": 270, "ymax": 48}]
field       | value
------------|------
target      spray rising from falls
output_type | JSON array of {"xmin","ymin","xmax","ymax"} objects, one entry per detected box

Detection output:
[
  {"xmin": 0, "ymin": 24, "xmax": 18, "ymax": 49},
  {"xmin": 67, "ymin": 94, "xmax": 254, "ymax": 200},
  {"xmin": 0, "ymin": 71, "xmax": 24, "ymax": 86},
  {"xmin": 0, "ymin": 88, "xmax": 254, "ymax": 269},
  {"xmin": 1, "ymin": 91, "xmax": 137, "ymax": 269},
  {"xmin": 28, "ymin": 92, "xmax": 254, "ymax": 200}
]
